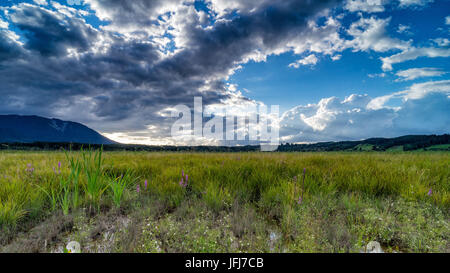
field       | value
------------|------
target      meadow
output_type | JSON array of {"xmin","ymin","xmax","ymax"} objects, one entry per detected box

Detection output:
[{"xmin": 0, "ymin": 149, "xmax": 448, "ymax": 253}]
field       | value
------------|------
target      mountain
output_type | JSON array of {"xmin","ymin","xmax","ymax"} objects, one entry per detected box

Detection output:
[
  {"xmin": 278, "ymin": 134, "xmax": 450, "ymax": 152},
  {"xmin": 0, "ymin": 115, "xmax": 448, "ymax": 151},
  {"xmin": 0, "ymin": 115, "xmax": 116, "ymax": 144}
]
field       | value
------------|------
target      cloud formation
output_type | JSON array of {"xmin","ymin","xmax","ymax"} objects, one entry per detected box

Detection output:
[
  {"xmin": 281, "ymin": 80, "xmax": 450, "ymax": 143},
  {"xmin": 398, "ymin": 0, "xmax": 434, "ymax": 8},
  {"xmin": 344, "ymin": 0, "xmax": 387, "ymax": 13},
  {"xmin": 289, "ymin": 54, "xmax": 318, "ymax": 68},
  {"xmin": 395, "ymin": 67, "xmax": 446, "ymax": 81},
  {"xmin": 0, "ymin": 0, "xmax": 343, "ymax": 142},
  {"xmin": 0, "ymin": 0, "xmax": 448, "ymax": 144},
  {"xmin": 381, "ymin": 47, "xmax": 450, "ymax": 71}
]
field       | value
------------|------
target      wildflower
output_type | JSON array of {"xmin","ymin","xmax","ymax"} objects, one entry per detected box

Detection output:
[
  {"xmin": 428, "ymin": 188, "xmax": 433, "ymax": 196},
  {"xmin": 136, "ymin": 184, "xmax": 140, "ymax": 193},
  {"xmin": 179, "ymin": 170, "xmax": 188, "ymax": 187},
  {"xmin": 144, "ymin": 180, "xmax": 148, "ymax": 190},
  {"xmin": 53, "ymin": 162, "xmax": 62, "ymax": 175},
  {"xmin": 26, "ymin": 163, "xmax": 34, "ymax": 174},
  {"xmin": 297, "ymin": 196, "xmax": 303, "ymax": 205}
]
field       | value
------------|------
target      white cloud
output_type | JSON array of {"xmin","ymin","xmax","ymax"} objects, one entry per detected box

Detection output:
[
  {"xmin": 280, "ymin": 94, "xmax": 397, "ymax": 142},
  {"xmin": 346, "ymin": 17, "xmax": 410, "ymax": 52},
  {"xmin": 0, "ymin": 18, "xmax": 8, "ymax": 29},
  {"xmin": 400, "ymin": 79, "xmax": 450, "ymax": 100},
  {"xmin": 286, "ymin": 16, "xmax": 347, "ymax": 57},
  {"xmin": 83, "ymin": 0, "xmax": 185, "ymax": 38},
  {"xmin": 207, "ymin": 0, "xmax": 265, "ymax": 17},
  {"xmin": 393, "ymin": 92, "xmax": 450, "ymax": 135},
  {"xmin": 398, "ymin": 0, "xmax": 434, "ymax": 8},
  {"xmin": 285, "ymin": 13, "xmax": 445, "ymax": 72},
  {"xmin": 381, "ymin": 47, "xmax": 450, "ymax": 71},
  {"xmin": 395, "ymin": 67, "xmax": 446, "ymax": 81},
  {"xmin": 369, "ymin": 79, "xmax": 450, "ymax": 109},
  {"xmin": 446, "ymin": 16, "xmax": 450, "ymax": 25},
  {"xmin": 366, "ymin": 94, "xmax": 395, "ymax": 110},
  {"xmin": 33, "ymin": 0, "xmax": 48, "ymax": 5},
  {"xmin": 345, "ymin": 0, "xmax": 387, "ymax": 13},
  {"xmin": 285, "ymin": 15, "xmax": 413, "ymax": 70},
  {"xmin": 331, "ymin": 54, "xmax": 342, "ymax": 61},
  {"xmin": 397, "ymin": 24, "xmax": 412, "ymax": 35},
  {"xmin": 289, "ymin": 54, "xmax": 318, "ymax": 68},
  {"xmin": 368, "ymin": 72, "xmax": 386, "ymax": 78},
  {"xmin": 281, "ymin": 80, "xmax": 450, "ymax": 142},
  {"xmin": 432, "ymin": 38, "xmax": 450, "ymax": 47}
]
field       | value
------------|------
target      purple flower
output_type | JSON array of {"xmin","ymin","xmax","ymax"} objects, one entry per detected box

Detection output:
[
  {"xmin": 26, "ymin": 164, "xmax": 34, "ymax": 174},
  {"xmin": 297, "ymin": 196, "xmax": 303, "ymax": 205},
  {"xmin": 53, "ymin": 162, "xmax": 61, "ymax": 174},
  {"xmin": 179, "ymin": 170, "xmax": 188, "ymax": 187},
  {"xmin": 136, "ymin": 184, "xmax": 140, "ymax": 193},
  {"xmin": 144, "ymin": 180, "xmax": 148, "ymax": 190},
  {"xmin": 428, "ymin": 188, "xmax": 433, "ymax": 196}
]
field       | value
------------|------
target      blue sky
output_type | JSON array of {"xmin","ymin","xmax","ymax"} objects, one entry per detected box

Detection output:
[
  {"xmin": 229, "ymin": 1, "xmax": 450, "ymax": 112},
  {"xmin": 0, "ymin": 0, "xmax": 449, "ymax": 144}
]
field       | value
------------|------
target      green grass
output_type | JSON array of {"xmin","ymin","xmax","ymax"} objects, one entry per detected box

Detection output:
[
  {"xmin": 0, "ymin": 150, "xmax": 449, "ymax": 253},
  {"xmin": 426, "ymin": 144, "xmax": 450, "ymax": 151},
  {"xmin": 351, "ymin": 144, "xmax": 374, "ymax": 151},
  {"xmin": 386, "ymin": 145, "xmax": 404, "ymax": 152}
]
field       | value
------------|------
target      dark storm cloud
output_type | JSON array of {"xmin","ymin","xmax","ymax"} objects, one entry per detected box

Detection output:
[
  {"xmin": 165, "ymin": 0, "xmax": 339, "ymax": 79},
  {"xmin": 9, "ymin": 4, "xmax": 97, "ymax": 56},
  {"xmin": 0, "ymin": 0, "xmax": 341, "ymax": 138},
  {"xmin": 0, "ymin": 29, "xmax": 22, "ymax": 61}
]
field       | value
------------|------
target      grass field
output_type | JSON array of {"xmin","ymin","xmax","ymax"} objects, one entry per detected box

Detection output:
[{"xmin": 0, "ymin": 150, "xmax": 449, "ymax": 253}]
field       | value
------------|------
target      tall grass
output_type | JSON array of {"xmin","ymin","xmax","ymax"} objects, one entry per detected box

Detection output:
[
  {"xmin": 66, "ymin": 151, "xmax": 82, "ymax": 210},
  {"xmin": 109, "ymin": 169, "xmax": 137, "ymax": 208},
  {"xmin": 0, "ymin": 150, "xmax": 448, "ymax": 234},
  {"xmin": 81, "ymin": 147, "xmax": 108, "ymax": 211}
]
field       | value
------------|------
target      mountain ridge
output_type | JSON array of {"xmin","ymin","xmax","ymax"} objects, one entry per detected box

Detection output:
[
  {"xmin": 0, "ymin": 115, "xmax": 115, "ymax": 144},
  {"xmin": 0, "ymin": 115, "xmax": 448, "ymax": 151}
]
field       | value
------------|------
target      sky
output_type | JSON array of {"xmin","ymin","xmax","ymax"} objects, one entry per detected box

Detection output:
[{"xmin": 0, "ymin": 0, "xmax": 449, "ymax": 145}]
